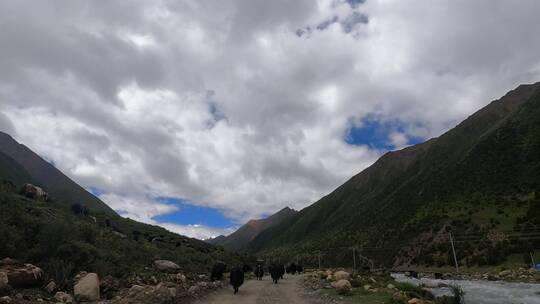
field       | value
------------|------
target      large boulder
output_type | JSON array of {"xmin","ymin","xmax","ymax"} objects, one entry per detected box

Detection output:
[
  {"xmin": 73, "ymin": 272, "xmax": 100, "ymax": 302},
  {"xmin": 19, "ymin": 184, "xmax": 48, "ymax": 201},
  {"xmin": 334, "ymin": 271, "xmax": 350, "ymax": 281},
  {"xmin": 154, "ymin": 260, "xmax": 180, "ymax": 273},
  {"xmin": 3, "ymin": 264, "xmax": 43, "ymax": 288},
  {"xmin": 334, "ymin": 279, "xmax": 352, "ymax": 295}
]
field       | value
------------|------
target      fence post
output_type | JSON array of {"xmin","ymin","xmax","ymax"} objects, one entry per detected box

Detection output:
[
  {"xmin": 449, "ymin": 232, "xmax": 459, "ymax": 273},
  {"xmin": 318, "ymin": 252, "xmax": 321, "ymax": 269},
  {"xmin": 530, "ymin": 252, "xmax": 536, "ymax": 269},
  {"xmin": 352, "ymin": 247, "xmax": 357, "ymax": 273}
]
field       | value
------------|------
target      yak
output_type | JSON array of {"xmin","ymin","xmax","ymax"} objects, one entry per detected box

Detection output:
[
  {"xmin": 242, "ymin": 264, "xmax": 253, "ymax": 273},
  {"xmin": 286, "ymin": 263, "xmax": 297, "ymax": 275},
  {"xmin": 254, "ymin": 264, "xmax": 264, "ymax": 280},
  {"xmin": 269, "ymin": 264, "xmax": 281, "ymax": 284},
  {"xmin": 229, "ymin": 266, "xmax": 245, "ymax": 294},
  {"xmin": 278, "ymin": 264, "xmax": 285, "ymax": 279},
  {"xmin": 211, "ymin": 261, "xmax": 227, "ymax": 281}
]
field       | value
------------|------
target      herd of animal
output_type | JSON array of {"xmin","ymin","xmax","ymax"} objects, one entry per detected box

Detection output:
[{"xmin": 210, "ymin": 261, "xmax": 304, "ymax": 294}]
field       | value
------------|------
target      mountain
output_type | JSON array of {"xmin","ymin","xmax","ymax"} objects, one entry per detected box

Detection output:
[
  {"xmin": 209, "ymin": 207, "xmax": 297, "ymax": 251},
  {"xmin": 0, "ymin": 132, "xmax": 117, "ymax": 216},
  {"xmin": 206, "ymin": 235, "xmax": 227, "ymax": 246},
  {"xmin": 0, "ymin": 133, "xmax": 246, "ymax": 281},
  {"xmin": 248, "ymin": 82, "xmax": 540, "ymax": 268}
]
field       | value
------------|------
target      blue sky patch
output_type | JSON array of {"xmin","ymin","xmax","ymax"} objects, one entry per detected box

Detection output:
[
  {"xmin": 346, "ymin": 0, "xmax": 366, "ymax": 8},
  {"xmin": 153, "ymin": 197, "xmax": 235, "ymax": 228},
  {"xmin": 345, "ymin": 118, "xmax": 424, "ymax": 150}
]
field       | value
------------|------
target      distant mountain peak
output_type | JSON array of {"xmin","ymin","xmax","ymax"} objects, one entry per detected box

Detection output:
[{"xmin": 208, "ymin": 206, "xmax": 297, "ymax": 251}]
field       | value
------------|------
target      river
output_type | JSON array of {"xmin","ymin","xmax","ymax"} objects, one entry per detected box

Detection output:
[{"xmin": 392, "ymin": 273, "xmax": 540, "ymax": 304}]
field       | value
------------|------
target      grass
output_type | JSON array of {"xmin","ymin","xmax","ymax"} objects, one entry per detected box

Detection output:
[{"xmin": 318, "ymin": 288, "xmax": 392, "ymax": 304}]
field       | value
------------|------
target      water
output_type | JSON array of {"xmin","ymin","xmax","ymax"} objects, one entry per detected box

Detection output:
[{"xmin": 392, "ymin": 273, "xmax": 540, "ymax": 304}]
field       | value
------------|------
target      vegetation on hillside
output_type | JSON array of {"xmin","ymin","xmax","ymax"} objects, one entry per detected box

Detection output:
[
  {"xmin": 0, "ymin": 183, "xmax": 246, "ymax": 287},
  {"xmin": 248, "ymin": 83, "xmax": 540, "ymax": 269}
]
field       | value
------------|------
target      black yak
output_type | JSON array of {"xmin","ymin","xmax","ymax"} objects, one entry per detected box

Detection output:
[
  {"xmin": 230, "ymin": 266, "xmax": 244, "ymax": 294},
  {"xmin": 242, "ymin": 264, "xmax": 252, "ymax": 273},
  {"xmin": 211, "ymin": 261, "xmax": 226, "ymax": 281},
  {"xmin": 286, "ymin": 263, "xmax": 297, "ymax": 275},
  {"xmin": 269, "ymin": 264, "xmax": 281, "ymax": 284},
  {"xmin": 278, "ymin": 264, "xmax": 285, "ymax": 279},
  {"xmin": 254, "ymin": 264, "xmax": 264, "ymax": 280}
]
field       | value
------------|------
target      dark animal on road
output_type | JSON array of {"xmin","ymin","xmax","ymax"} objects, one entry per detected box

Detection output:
[
  {"xmin": 242, "ymin": 264, "xmax": 252, "ymax": 273},
  {"xmin": 254, "ymin": 264, "xmax": 264, "ymax": 280},
  {"xmin": 230, "ymin": 266, "xmax": 245, "ymax": 294},
  {"xmin": 269, "ymin": 264, "xmax": 281, "ymax": 284},
  {"xmin": 211, "ymin": 261, "xmax": 227, "ymax": 281},
  {"xmin": 278, "ymin": 263, "xmax": 285, "ymax": 279},
  {"xmin": 297, "ymin": 264, "xmax": 303, "ymax": 273},
  {"xmin": 286, "ymin": 263, "xmax": 297, "ymax": 275}
]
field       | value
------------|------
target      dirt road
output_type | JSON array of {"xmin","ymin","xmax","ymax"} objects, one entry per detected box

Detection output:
[{"xmin": 193, "ymin": 275, "xmax": 320, "ymax": 304}]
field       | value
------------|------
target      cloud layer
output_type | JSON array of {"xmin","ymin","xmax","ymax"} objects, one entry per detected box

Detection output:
[{"xmin": 1, "ymin": 0, "xmax": 540, "ymax": 238}]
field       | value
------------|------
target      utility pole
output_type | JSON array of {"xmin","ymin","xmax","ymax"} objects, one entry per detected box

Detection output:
[
  {"xmin": 530, "ymin": 252, "xmax": 536, "ymax": 269},
  {"xmin": 449, "ymin": 232, "xmax": 459, "ymax": 273},
  {"xmin": 352, "ymin": 247, "xmax": 357, "ymax": 273}
]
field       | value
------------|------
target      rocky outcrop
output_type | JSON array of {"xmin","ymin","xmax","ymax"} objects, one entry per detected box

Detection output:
[
  {"xmin": 154, "ymin": 260, "xmax": 181, "ymax": 274},
  {"xmin": 1, "ymin": 263, "xmax": 43, "ymax": 288},
  {"xmin": 73, "ymin": 272, "xmax": 100, "ymax": 302}
]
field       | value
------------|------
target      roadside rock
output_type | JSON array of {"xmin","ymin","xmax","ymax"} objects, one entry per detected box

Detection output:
[
  {"xmin": 0, "ymin": 296, "xmax": 11, "ymax": 303},
  {"xmin": 188, "ymin": 285, "xmax": 199, "ymax": 295},
  {"xmin": 154, "ymin": 260, "xmax": 181, "ymax": 273},
  {"xmin": 499, "ymin": 270, "xmax": 512, "ymax": 277},
  {"xmin": 0, "ymin": 272, "xmax": 10, "ymax": 296},
  {"xmin": 74, "ymin": 272, "xmax": 100, "ymax": 302},
  {"xmin": 334, "ymin": 271, "xmax": 350, "ymax": 281},
  {"xmin": 408, "ymin": 298, "xmax": 424, "ymax": 304},
  {"xmin": 54, "ymin": 291, "xmax": 74, "ymax": 303},
  {"xmin": 334, "ymin": 280, "xmax": 351, "ymax": 295},
  {"xmin": 44, "ymin": 280, "xmax": 56, "ymax": 293}
]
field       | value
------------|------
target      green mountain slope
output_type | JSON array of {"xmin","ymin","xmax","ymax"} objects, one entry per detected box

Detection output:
[
  {"xmin": 0, "ymin": 132, "xmax": 117, "ymax": 216},
  {"xmin": 0, "ymin": 185, "xmax": 244, "ymax": 283},
  {"xmin": 248, "ymin": 82, "xmax": 540, "ymax": 268}
]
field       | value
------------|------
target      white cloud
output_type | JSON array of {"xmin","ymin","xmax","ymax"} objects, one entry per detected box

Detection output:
[
  {"xmin": 159, "ymin": 223, "xmax": 236, "ymax": 240},
  {"xmin": 1, "ymin": 0, "xmax": 540, "ymax": 238}
]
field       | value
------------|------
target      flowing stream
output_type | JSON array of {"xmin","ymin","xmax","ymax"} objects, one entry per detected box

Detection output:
[{"xmin": 392, "ymin": 273, "xmax": 540, "ymax": 304}]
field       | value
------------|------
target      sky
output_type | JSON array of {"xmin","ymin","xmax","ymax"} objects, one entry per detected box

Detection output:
[{"xmin": 1, "ymin": 0, "xmax": 540, "ymax": 240}]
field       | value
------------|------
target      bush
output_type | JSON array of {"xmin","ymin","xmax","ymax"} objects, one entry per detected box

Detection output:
[{"xmin": 43, "ymin": 259, "xmax": 74, "ymax": 290}]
